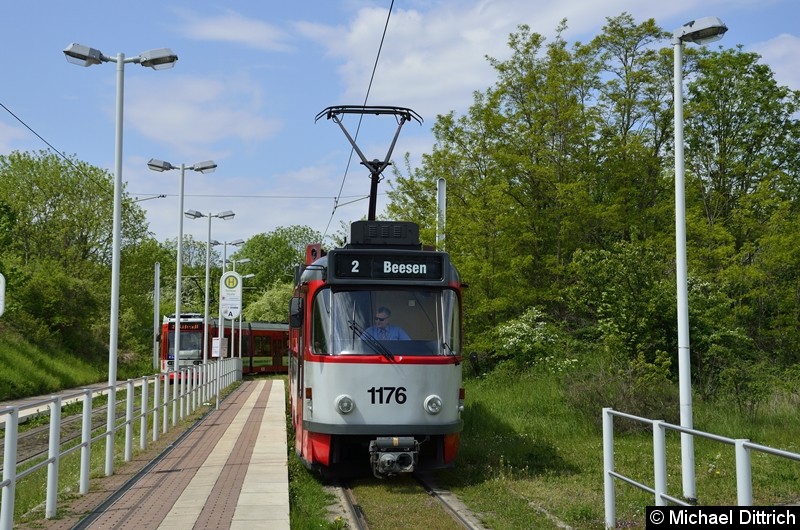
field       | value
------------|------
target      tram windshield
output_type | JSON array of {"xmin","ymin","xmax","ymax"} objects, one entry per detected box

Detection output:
[
  {"xmin": 310, "ymin": 287, "xmax": 460, "ymax": 356},
  {"xmin": 167, "ymin": 330, "xmax": 203, "ymax": 361}
]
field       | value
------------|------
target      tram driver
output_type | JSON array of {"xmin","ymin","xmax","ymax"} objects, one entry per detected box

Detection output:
[{"xmin": 365, "ymin": 306, "xmax": 410, "ymax": 341}]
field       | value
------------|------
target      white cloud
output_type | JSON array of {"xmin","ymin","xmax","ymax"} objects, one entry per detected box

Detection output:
[
  {"xmin": 298, "ymin": 1, "xmax": 707, "ymax": 120},
  {"xmin": 0, "ymin": 120, "xmax": 30, "ymax": 153},
  {"xmin": 125, "ymin": 75, "xmax": 283, "ymax": 158},
  {"xmin": 174, "ymin": 8, "xmax": 294, "ymax": 52},
  {"xmin": 750, "ymin": 33, "xmax": 800, "ymax": 90}
]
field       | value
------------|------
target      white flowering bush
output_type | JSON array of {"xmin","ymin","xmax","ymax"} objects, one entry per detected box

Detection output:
[{"xmin": 495, "ymin": 306, "xmax": 572, "ymax": 371}]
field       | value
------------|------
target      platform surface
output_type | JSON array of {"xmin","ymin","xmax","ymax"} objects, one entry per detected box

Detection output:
[{"xmin": 40, "ymin": 379, "xmax": 290, "ymax": 530}]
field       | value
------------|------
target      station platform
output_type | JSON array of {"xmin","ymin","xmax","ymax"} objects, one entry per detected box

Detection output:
[{"xmin": 23, "ymin": 378, "xmax": 290, "ymax": 529}]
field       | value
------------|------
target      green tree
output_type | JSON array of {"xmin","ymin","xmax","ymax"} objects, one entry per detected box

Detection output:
[
  {"xmin": 684, "ymin": 46, "xmax": 800, "ymax": 365},
  {"xmin": 244, "ymin": 282, "xmax": 293, "ymax": 323},
  {"xmin": 0, "ymin": 150, "xmax": 148, "ymax": 274},
  {"xmin": 235, "ymin": 226, "xmax": 321, "ymax": 292},
  {"xmin": 0, "ymin": 150, "xmax": 151, "ymax": 359}
]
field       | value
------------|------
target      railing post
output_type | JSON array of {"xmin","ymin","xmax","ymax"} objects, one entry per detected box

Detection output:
[
  {"xmin": 653, "ymin": 420, "xmax": 668, "ymax": 506},
  {"xmin": 46, "ymin": 397, "xmax": 62, "ymax": 518},
  {"xmin": 215, "ymin": 360, "xmax": 221, "ymax": 410},
  {"xmin": 735, "ymin": 439, "xmax": 753, "ymax": 505},
  {"xmin": 200, "ymin": 363, "xmax": 206, "ymax": 404},
  {"xmin": 189, "ymin": 366, "xmax": 195, "ymax": 413},
  {"xmin": 1, "ymin": 407, "xmax": 19, "ymax": 530},
  {"xmin": 163, "ymin": 373, "xmax": 169, "ymax": 434},
  {"xmin": 125, "ymin": 379, "xmax": 134, "ymax": 461},
  {"xmin": 180, "ymin": 368, "xmax": 186, "ymax": 421},
  {"xmin": 80, "ymin": 389, "xmax": 92, "ymax": 494},
  {"xmin": 153, "ymin": 374, "xmax": 161, "ymax": 443},
  {"xmin": 602, "ymin": 407, "xmax": 616, "ymax": 529},
  {"xmin": 172, "ymin": 370, "xmax": 178, "ymax": 426},
  {"xmin": 140, "ymin": 376, "xmax": 149, "ymax": 450}
]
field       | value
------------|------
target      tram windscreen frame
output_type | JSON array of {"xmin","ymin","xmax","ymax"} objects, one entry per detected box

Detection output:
[{"xmin": 310, "ymin": 287, "xmax": 460, "ymax": 357}]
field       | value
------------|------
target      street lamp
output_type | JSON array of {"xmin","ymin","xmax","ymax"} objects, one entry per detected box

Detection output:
[
  {"xmin": 672, "ymin": 16, "xmax": 727, "ymax": 502},
  {"xmin": 222, "ymin": 239, "xmax": 246, "ymax": 271},
  {"xmin": 185, "ymin": 210, "xmax": 235, "ymax": 363},
  {"xmin": 240, "ymin": 273, "xmax": 256, "ymax": 360},
  {"xmin": 229, "ymin": 257, "xmax": 251, "ymax": 272},
  {"xmin": 63, "ymin": 43, "xmax": 177, "ymax": 478},
  {"xmin": 229, "ymin": 258, "xmax": 251, "ymax": 357},
  {"xmin": 147, "ymin": 159, "xmax": 218, "ymax": 380}
]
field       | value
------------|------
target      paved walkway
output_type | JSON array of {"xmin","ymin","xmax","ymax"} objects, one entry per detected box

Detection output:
[{"xmin": 43, "ymin": 379, "xmax": 290, "ymax": 530}]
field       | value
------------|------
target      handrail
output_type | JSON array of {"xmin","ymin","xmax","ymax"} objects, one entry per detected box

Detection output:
[
  {"xmin": 0, "ymin": 358, "xmax": 242, "ymax": 529},
  {"xmin": 602, "ymin": 407, "xmax": 800, "ymax": 528}
]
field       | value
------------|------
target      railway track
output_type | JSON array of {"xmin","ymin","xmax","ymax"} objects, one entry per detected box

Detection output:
[
  {"xmin": 0, "ymin": 404, "xmax": 118, "ymax": 471},
  {"xmin": 332, "ymin": 473, "xmax": 488, "ymax": 530}
]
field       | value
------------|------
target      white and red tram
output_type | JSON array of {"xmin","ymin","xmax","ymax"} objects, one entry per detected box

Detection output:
[
  {"xmin": 160, "ymin": 314, "xmax": 289, "ymax": 380},
  {"xmin": 288, "ymin": 220, "xmax": 464, "ymax": 477}
]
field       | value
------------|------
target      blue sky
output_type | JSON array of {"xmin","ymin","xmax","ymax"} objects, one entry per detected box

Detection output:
[{"xmin": 1, "ymin": 1, "xmax": 798, "ymax": 247}]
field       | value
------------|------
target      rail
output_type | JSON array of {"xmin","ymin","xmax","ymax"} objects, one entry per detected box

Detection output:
[
  {"xmin": 602, "ymin": 407, "xmax": 800, "ymax": 528},
  {"xmin": 0, "ymin": 358, "xmax": 241, "ymax": 530}
]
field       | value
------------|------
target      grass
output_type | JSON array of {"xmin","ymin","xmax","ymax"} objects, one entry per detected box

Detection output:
[
  {"xmin": 0, "ymin": 327, "xmax": 104, "ymax": 401},
  {"xmin": 439, "ymin": 366, "xmax": 800, "ymax": 528},
  {"xmin": 350, "ymin": 475, "xmax": 463, "ymax": 530},
  {"xmin": 287, "ymin": 364, "xmax": 800, "ymax": 529}
]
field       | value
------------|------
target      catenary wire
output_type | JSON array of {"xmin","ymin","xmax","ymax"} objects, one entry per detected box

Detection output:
[{"xmin": 321, "ymin": 0, "xmax": 395, "ymax": 240}]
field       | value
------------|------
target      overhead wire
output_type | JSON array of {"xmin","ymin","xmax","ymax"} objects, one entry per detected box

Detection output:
[
  {"xmin": 4, "ymin": 2, "xmax": 398, "ymax": 243},
  {"xmin": 0, "ymin": 102, "xmax": 111, "ymax": 194},
  {"xmin": 321, "ymin": 0, "xmax": 395, "ymax": 241},
  {"xmin": 1, "ymin": 102, "xmax": 360, "ymax": 209}
]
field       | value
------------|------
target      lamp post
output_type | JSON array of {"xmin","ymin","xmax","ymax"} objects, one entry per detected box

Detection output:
[
  {"xmin": 147, "ymin": 160, "xmax": 218, "ymax": 382},
  {"xmin": 222, "ymin": 239, "xmax": 245, "ymax": 271},
  {"xmin": 672, "ymin": 16, "xmax": 727, "ymax": 501},
  {"xmin": 240, "ymin": 273, "xmax": 256, "ymax": 360},
  {"xmin": 185, "ymin": 210, "xmax": 235, "ymax": 363},
  {"xmin": 229, "ymin": 258, "xmax": 251, "ymax": 357},
  {"xmin": 63, "ymin": 43, "xmax": 177, "ymax": 477}
]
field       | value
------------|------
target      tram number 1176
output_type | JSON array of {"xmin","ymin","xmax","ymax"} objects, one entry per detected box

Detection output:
[{"xmin": 368, "ymin": 386, "xmax": 407, "ymax": 404}]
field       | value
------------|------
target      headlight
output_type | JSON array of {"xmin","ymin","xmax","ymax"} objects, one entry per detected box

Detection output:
[
  {"xmin": 335, "ymin": 394, "xmax": 355, "ymax": 414},
  {"xmin": 424, "ymin": 395, "xmax": 443, "ymax": 415}
]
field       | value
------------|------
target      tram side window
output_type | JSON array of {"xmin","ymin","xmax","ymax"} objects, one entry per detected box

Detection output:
[
  {"xmin": 255, "ymin": 336, "xmax": 271, "ymax": 365},
  {"xmin": 311, "ymin": 289, "xmax": 331, "ymax": 353}
]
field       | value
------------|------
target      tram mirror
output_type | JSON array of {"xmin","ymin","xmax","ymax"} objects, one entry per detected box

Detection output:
[{"xmin": 289, "ymin": 297, "xmax": 304, "ymax": 328}]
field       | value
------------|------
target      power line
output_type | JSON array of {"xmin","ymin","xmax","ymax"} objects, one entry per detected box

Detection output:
[
  {"xmin": 322, "ymin": 0, "xmax": 395, "ymax": 240},
  {"xmin": 0, "ymin": 101, "xmax": 110, "ymax": 194}
]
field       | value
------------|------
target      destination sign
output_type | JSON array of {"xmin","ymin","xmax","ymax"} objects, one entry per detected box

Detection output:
[
  {"xmin": 168, "ymin": 322, "xmax": 203, "ymax": 331},
  {"xmin": 331, "ymin": 252, "xmax": 444, "ymax": 281}
]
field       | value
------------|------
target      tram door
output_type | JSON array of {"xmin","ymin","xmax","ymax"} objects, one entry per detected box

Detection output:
[
  {"xmin": 252, "ymin": 334, "xmax": 271, "ymax": 373},
  {"xmin": 272, "ymin": 335, "xmax": 287, "ymax": 372}
]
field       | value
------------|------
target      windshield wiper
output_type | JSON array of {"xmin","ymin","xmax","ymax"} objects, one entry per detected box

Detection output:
[
  {"xmin": 442, "ymin": 341, "xmax": 460, "ymax": 365},
  {"xmin": 349, "ymin": 319, "xmax": 394, "ymax": 361}
]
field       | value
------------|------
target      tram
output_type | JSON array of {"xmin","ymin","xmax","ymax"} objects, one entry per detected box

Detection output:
[
  {"xmin": 160, "ymin": 313, "xmax": 289, "ymax": 379},
  {"xmin": 288, "ymin": 220, "xmax": 464, "ymax": 477}
]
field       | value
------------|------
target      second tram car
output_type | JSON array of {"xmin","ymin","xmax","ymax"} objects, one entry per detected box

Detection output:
[
  {"xmin": 289, "ymin": 220, "xmax": 464, "ymax": 477},
  {"xmin": 160, "ymin": 313, "xmax": 289, "ymax": 379}
]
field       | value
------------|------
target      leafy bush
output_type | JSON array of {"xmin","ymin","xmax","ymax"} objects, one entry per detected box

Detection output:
[
  {"xmin": 493, "ymin": 306, "xmax": 560, "ymax": 368},
  {"xmin": 565, "ymin": 351, "xmax": 679, "ymax": 432}
]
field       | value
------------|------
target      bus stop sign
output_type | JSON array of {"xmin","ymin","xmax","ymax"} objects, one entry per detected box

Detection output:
[{"xmin": 219, "ymin": 271, "xmax": 242, "ymax": 320}]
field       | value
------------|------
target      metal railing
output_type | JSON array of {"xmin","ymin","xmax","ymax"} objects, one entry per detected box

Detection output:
[
  {"xmin": 602, "ymin": 407, "xmax": 800, "ymax": 528},
  {"xmin": 0, "ymin": 358, "xmax": 241, "ymax": 530}
]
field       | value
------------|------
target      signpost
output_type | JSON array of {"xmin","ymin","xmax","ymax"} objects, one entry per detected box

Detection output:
[
  {"xmin": 219, "ymin": 271, "xmax": 242, "ymax": 320},
  {"xmin": 216, "ymin": 271, "xmax": 241, "ymax": 409},
  {"xmin": 0, "ymin": 273, "xmax": 5, "ymax": 317}
]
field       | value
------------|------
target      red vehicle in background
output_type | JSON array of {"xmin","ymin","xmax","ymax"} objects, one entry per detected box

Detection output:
[{"xmin": 160, "ymin": 313, "xmax": 289, "ymax": 380}]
